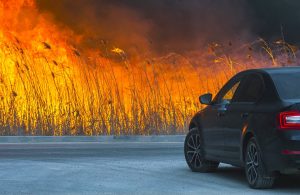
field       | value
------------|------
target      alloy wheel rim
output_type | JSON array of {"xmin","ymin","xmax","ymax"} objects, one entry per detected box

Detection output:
[
  {"xmin": 186, "ymin": 133, "xmax": 202, "ymax": 168},
  {"xmin": 246, "ymin": 143, "xmax": 259, "ymax": 185}
]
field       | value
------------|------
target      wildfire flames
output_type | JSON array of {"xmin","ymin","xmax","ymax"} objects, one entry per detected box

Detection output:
[{"xmin": 0, "ymin": 0, "xmax": 298, "ymax": 135}]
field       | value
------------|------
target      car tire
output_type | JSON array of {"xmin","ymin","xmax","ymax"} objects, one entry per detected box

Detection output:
[
  {"xmin": 245, "ymin": 137, "xmax": 275, "ymax": 189},
  {"xmin": 184, "ymin": 128, "xmax": 219, "ymax": 172}
]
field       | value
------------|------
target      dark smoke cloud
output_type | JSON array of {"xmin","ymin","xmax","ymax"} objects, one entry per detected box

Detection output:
[
  {"xmin": 36, "ymin": 0, "xmax": 300, "ymax": 57},
  {"xmin": 36, "ymin": 0, "xmax": 252, "ymax": 56},
  {"xmin": 247, "ymin": 0, "xmax": 300, "ymax": 44}
]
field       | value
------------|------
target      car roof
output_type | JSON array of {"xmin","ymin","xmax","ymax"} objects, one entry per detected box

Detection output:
[
  {"xmin": 261, "ymin": 66, "xmax": 300, "ymax": 74},
  {"xmin": 239, "ymin": 66, "xmax": 300, "ymax": 76}
]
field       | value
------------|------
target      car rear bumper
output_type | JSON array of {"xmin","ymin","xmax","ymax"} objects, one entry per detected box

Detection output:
[{"xmin": 263, "ymin": 130, "xmax": 300, "ymax": 174}]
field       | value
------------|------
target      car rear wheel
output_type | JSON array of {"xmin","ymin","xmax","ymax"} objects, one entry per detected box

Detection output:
[
  {"xmin": 245, "ymin": 137, "xmax": 275, "ymax": 189},
  {"xmin": 184, "ymin": 128, "xmax": 219, "ymax": 172}
]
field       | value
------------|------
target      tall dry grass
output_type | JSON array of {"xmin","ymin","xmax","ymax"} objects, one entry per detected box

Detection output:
[{"xmin": 0, "ymin": 34, "xmax": 298, "ymax": 135}]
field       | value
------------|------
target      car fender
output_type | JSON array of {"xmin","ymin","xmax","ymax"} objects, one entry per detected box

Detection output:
[
  {"xmin": 188, "ymin": 111, "xmax": 202, "ymax": 132},
  {"xmin": 240, "ymin": 116, "xmax": 260, "ymax": 164},
  {"xmin": 240, "ymin": 114, "xmax": 268, "ymax": 165}
]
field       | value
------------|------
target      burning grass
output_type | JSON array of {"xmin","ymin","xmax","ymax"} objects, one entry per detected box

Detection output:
[{"xmin": 0, "ymin": 0, "xmax": 299, "ymax": 135}]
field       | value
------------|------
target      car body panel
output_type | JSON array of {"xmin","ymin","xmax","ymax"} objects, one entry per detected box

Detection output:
[{"xmin": 190, "ymin": 67, "xmax": 300, "ymax": 174}]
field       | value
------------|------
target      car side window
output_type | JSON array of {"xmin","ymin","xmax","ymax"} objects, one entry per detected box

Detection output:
[
  {"xmin": 220, "ymin": 81, "xmax": 241, "ymax": 104},
  {"xmin": 232, "ymin": 74, "xmax": 264, "ymax": 103}
]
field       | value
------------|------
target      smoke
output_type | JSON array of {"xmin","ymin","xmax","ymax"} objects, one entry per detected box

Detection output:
[
  {"xmin": 247, "ymin": 0, "xmax": 300, "ymax": 44},
  {"xmin": 35, "ymin": 0, "xmax": 300, "ymax": 59},
  {"xmin": 35, "ymin": 0, "xmax": 254, "ymax": 57}
]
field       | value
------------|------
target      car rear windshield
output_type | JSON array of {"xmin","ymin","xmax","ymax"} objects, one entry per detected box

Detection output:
[{"xmin": 272, "ymin": 72, "xmax": 300, "ymax": 100}]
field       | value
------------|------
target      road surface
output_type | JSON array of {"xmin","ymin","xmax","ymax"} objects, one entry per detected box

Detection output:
[{"xmin": 0, "ymin": 142, "xmax": 299, "ymax": 194}]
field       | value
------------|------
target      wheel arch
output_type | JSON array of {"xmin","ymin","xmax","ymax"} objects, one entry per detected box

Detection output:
[
  {"xmin": 189, "ymin": 122, "xmax": 197, "ymax": 130},
  {"xmin": 242, "ymin": 131, "xmax": 254, "ymax": 162},
  {"xmin": 188, "ymin": 112, "xmax": 202, "ymax": 131}
]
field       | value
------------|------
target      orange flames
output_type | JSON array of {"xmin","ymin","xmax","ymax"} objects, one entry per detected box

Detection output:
[{"xmin": 0, "ymin": 0, "xmax": 298, "ymax": 135}]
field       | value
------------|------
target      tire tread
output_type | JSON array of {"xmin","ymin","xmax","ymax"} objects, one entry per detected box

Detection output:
[{"xmin": 245, "ymin": 137, "xmax": 275, "ymax": 189}]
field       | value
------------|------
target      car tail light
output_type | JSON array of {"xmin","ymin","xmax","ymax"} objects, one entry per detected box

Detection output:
[
  {"xmin": 282, "ymin": 150, "xmax": 300, "ymax": 155},
  {"xmin": 278, "ymin": 111, "xmax": 300, "ymax": 130}
]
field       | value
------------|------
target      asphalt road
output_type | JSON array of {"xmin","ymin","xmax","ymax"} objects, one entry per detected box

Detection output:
[{"xmin": 0, "ymin": 142, "xmax": 299, "ymax": 195}]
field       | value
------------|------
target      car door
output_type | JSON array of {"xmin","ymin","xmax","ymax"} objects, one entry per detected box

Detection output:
[
  {"xmin": 201, "ymin": 104, "xmax": 226, "ymax": 160},
  {"xmin": 222, "ymin": 73, "xmax": 265, "ymax": 164},
  {"xmin": 201, "ymin": 77, "xmax": 242, "ymax": 160}
]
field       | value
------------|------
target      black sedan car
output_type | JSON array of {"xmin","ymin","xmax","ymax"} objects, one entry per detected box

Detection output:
[{"xmin": 184, "ymin": 67, "xmax": 300, "ymax": 189}]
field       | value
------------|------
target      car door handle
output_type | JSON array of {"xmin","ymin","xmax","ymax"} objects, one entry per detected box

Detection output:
[{"xmin": 241, "ymin": 113, "xmax": 249, "ymax": 118}]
